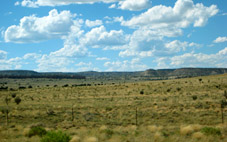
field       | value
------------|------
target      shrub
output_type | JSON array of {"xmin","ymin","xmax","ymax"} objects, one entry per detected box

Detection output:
[
  {"xmin": 41, "ymin": 130, "xmax": 71, "ymax": 142},
  {"xmin": 11, "ymin": 93, "xmax": 17, "ymax": 98},
  {"xmin": 192, "ymin": 95, "xmax": 197, "ymax": 100},
  {"xmin": 105, "ymin": 129, "xmax": 114, "ymax": 138},
  {"xmin": 27, "ymin": 126, "xmax": 47, "ymax": 137},
  {"xmin": 200, "ymin": 127, "xmax": 221, "ymax": 136},
  {"xmin": 176, "ymin": 87, "xmax": 181, "ymax": 91},
  {"xmin": 140, "ymin": 90, "xmax": 144, "ymax": 95},
  {"xmin": 15, "ymin": 96, "xmax": 22, "ymax": 105}
]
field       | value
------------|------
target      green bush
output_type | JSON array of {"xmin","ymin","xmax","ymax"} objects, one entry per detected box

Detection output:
[
  {"xmin": 105, "ymin": 129, "xmax": 114, "ymax": 139},
  {"xmin": 14, "ymin": 96, "xmax": 22, "ymax": 105},
  {"xmin": 200, "ymin": 127, "xmax": 221, "ymax": 136},
  {"xmin": 11, "ymin": 93, "xmax": 17, "ymax": 98},
  {"xmin": 140, "ymin": 90, "xmax": 144, "ymax": 95},
  {"xmin": 41, "ymin": 130, "xmax": 71, "ymax": 142},
  {"xmin": 27, "ymin": 126, "xmax": 47, "ymax": 138},
  {"xmin": 192, "ymin": 95, "xmax": 197, "ymax": 100}
]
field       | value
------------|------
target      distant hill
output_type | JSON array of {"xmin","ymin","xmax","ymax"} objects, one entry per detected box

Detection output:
[
  {"xmin": 0, "ymin": 68, "xmax": 226, "ymax": 80},
  {"xmin": 77, "ymin": 68, "xmax": 227, "ymax": 80},
  {"xmin": 0, "ymin": 70, "xmax": 85, "ymax": 79},
  {"xmin": 142, "ymin": 68, "xmax": 227, "ymax": 79}
]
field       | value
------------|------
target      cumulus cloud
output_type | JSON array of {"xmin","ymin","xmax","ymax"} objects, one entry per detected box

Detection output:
[
  {"xmin": 15, "ymin": 1, "xmax": 20, "ymax": 6},
  {"xmin": 80, "ymin": 26, "xmax": 129, "ymax": 48},
  {"xmin": 119, "ymin": 33, "xmax": 201, "ymax": 58},
  {"xmin": 117, "ymin": 0, "xmax": 217, "ymax": 59},
  {"xmin": 36, "ymin": 55, "xmax": 75, "ymax": 72},
  {"xmin": 0, "ymin": 57, "xmax": 23, "ymax": 70},
  {"xmin": 19, "ymin": 0, "xmax": 121, "ymax": 7},
  {"xmin": 0, "ymin": 50, "xmax": 7, "ymax": 60},
  {"xmin": 109, "ymin": 4, "xmax": 116, "ymax": 9},
  {"xmin": 23, "ymin": 53, "xmax": 42, "ymax": 60},
  {"xmin": 104, "ymin": 58, "xmax": 148, "ymax": 71},
  {"xmin": 75, "ymin": 62, "xmax": 99, "ymax": 71},
  {"xmin": 155, "ymin": 47, "xmax": 227, "ymax": 68},
  {"xmin": 121, "ymin": 0, "xmax": 218, "ymax": 29},
  {"xmin": 118, "ymin": 0, "xmax": 151, "ymax": 11},
  {"xmin": 19, "ymin": 0, "xmax": 151, "ymax": 11},
  {"xmin": 5, "ymin": 9, "xmax": 76, "ymax": 43},
  {"xmin": 85, "ymin": 19, "xmax": 103, "ymax": 27},
  {"xmin": 213, "ymin": 37, "xmax": 227, "ymax": 43},
  {"xmin": 96, "ymin": 57, "xmax": 109, "ymax": 61}
]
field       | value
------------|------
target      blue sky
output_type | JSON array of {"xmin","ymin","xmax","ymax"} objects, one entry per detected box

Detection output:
[{"xmin": 0, "ymin": 0, "xmax": 226, "ymax": 72}]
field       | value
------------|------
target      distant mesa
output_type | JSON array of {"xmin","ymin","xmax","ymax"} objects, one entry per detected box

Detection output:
[
  {"xmin": 0, "ymin": 68, "xmax": 226, "ymax": 79},
  {"xmin": 0, "ymin": 70, "xmax": 85, "ymax": 79}
]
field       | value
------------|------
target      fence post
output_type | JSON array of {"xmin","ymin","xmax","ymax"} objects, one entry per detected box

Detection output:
[
  {"xmin": 72, "ymin": 104, "xmax": 74, "ymax": 121},
  {"xmin": 136, "ymin": 107, "xmax": 138, "ymax": 126}
]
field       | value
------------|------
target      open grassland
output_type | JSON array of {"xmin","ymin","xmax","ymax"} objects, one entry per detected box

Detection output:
[{"xmin": 0, "ymin": 74, "xmax": 227, "ymax": 142}]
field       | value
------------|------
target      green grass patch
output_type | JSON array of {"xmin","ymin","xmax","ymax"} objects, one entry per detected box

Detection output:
[
  {"xmin": 200, "ymin": 127, "xmax": 221, "ymax": 136},
  {"xmin": 27, "ymin": 126, "xmax": 47, "ymax": 138},
  {"xmin": 41, "ymin": 130, "xmax": 71, "ymax": 142}
]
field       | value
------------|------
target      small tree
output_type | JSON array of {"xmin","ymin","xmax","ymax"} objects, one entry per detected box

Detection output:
[
  {"xmin": 11, "ymin": 93, "xmax": 16, "ymax": 98},
  {"xmin": 140, "ymin": 90, "xmax": 144, "ymax": 95},
  {"xmin": 15, "ymin": 96, "xmax": 22, "ymax": 105}
]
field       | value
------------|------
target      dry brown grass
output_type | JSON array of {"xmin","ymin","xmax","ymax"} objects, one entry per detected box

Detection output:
[
  {"xmin": 84, "ymin": 136, "xmax": 98, "ymax": 142},
  {"xmin": 70, "ymin": 135, "xmax": 81, "ymax": 142},
  {"xmin": 0, "ymin": 74, "xmax": 226, "ymax": 142},
  {"xmin": 192, "ymin": 132, "xmax": 205, "ymax": 139},
  {"xmin": 180, "ymin": 125, "xmax": 194, "ymax": 136}
]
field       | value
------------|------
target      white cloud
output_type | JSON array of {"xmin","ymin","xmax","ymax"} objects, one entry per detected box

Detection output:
[
  {"xmin": 121, "ymin": 0, "xmax": 218, "ymax": 29},
  {"xmin": 117, "ymin": 0, "xmax": 217, "ymax": 59},
  {"xmin": 96, "ymin": 57, "xmax": 109, "ymax": 61},
  {"xmin": 118, "ymin": 28, "xmax": 183, "ymax": 58},
  {"xmin": 164, "ymin": 40, "xmax": 192, "ymax": 53},
  {"xmin": 104, "ymin": 58, "xmax": 148, "ymax": 71},
  {"xmin": 118, "ymin": 0, "xmax": 151, "ymax": 11},
  {"xmin": 85, "ymin": 19, "xmax": 103, "ymax": 27},
  {"xmin": 51, "ymin": 44, "xmax": 88, "ymax": 58},
  {"xmin": 0, "ymin": 57, "xmax": 23, "ymax": 70},
  {"xmin": 75, "ymin": 62, "xmax": 99, "ymax": 72},
  {"xmin": 119, "ymin": 31, "xmax": 201, "ymax": 58},
  {"xmin": 80, "ymin": 26, "xmax": 129, "ymax": 48},
  {"xmin": 5, "ymin": 9, "xmax": 76, "ymax": 43},
  {"xmin": 36, "ymin": 54, "xmax": 75, "ymax": 72},
  {"xmin": 109, "ymin": 4, "xmax": 116, "ymax": 9},
  {"xmin": 23, "ymin": 53, "xmax": 42, "ymax": 60},
  {"xmin": 76, "ymin": 62, "xmax": 92, "ymax": 66},
  {"xmin": 218, "ymin": 47, "xmax": 227, "ymax": 55},
  {"xmin": 19, "ymin": 0, "xmax": 151, "ymax": 11},
  {"xmin": 19, "ymin": 0, "xmax": 121, "ymax": 7},
  {"xmin": 155, "ymin": 47, "xmax": 227, "ymax": 68},
  {"xmin": 21, "ymin": 0, "xmax": 39, "ymax": 8},
  {"xmin": 113, "ymin": 16, "xmax": 124, "ymax": 23},
  {"xmin": 0, "ymin": 50, "xmax": 7, "ymax": 60},
  {"xmin": 213, "ymin": 37, "xmax": 227, "ymax": 43},
  {"xmin": 35, "ymin": 22, "xmax": 89, "ymax": 71},
  {"xmin": 15, "ymin": 1, "xmax": 20, "ymax": 6}
]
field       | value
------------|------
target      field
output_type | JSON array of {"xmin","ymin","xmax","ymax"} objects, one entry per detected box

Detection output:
[{"xmin": 0, "ymin": 74, "xmax": 227, "ymax": 142}]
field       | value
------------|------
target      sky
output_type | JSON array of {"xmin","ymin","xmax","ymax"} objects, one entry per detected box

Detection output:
[{"xmin": 0, "ymin": 0, "xmax": 226, "ymax": 72}]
